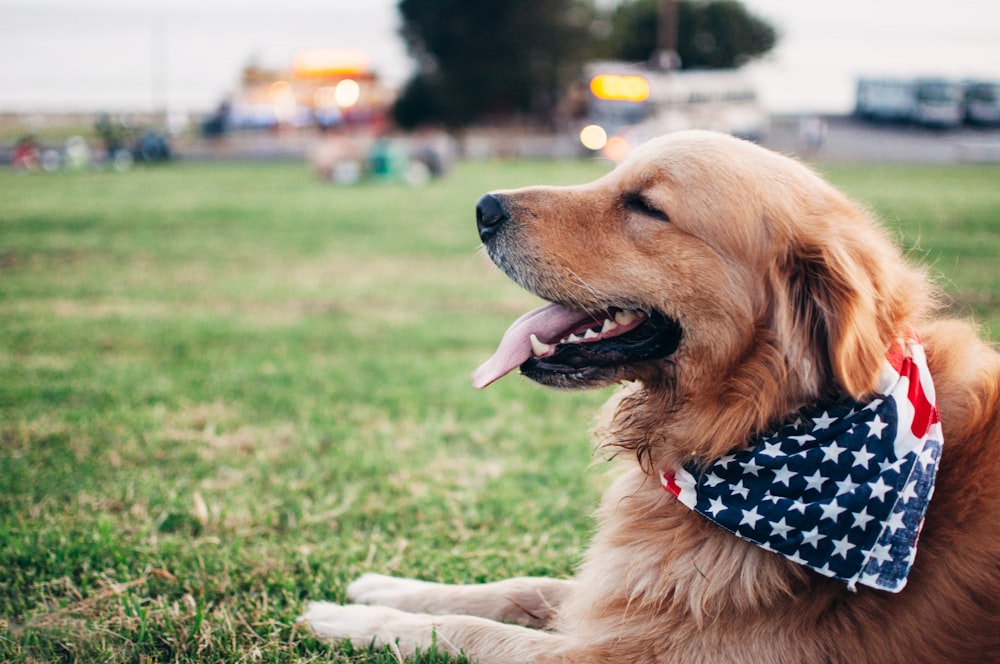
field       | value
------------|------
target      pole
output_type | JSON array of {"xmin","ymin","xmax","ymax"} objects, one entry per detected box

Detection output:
[{"xmin": 656, "ymin": 0, "xmax": 680, "ymax": 71}]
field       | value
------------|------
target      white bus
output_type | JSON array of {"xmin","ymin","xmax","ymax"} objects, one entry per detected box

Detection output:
[
  {"xmin": 964, "ymin": 80, "xmax": 1000, "ymax": 126},
  {"xmin": 855, "ymin": 77, "xmax": 965, "ymax": 128},
  {"xmin": 577, "ymin": 61, "xmax": 768, "ymax": 160}
]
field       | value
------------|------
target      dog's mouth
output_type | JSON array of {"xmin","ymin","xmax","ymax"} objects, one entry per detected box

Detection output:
[{"xmin": 472, "ymin": 303, "xmax": 682, "ymax": 389}]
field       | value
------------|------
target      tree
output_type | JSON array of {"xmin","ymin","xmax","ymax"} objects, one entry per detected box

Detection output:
[
  {"xmin": 393, "ymin": 0, "xmax": 594, "ymax": 129},
  {"xmin": 597, "ymin": 0, "xmax": 777, "ymax": 70}
]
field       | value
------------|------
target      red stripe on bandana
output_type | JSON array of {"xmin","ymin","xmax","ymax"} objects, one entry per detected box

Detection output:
[
  {"xmin": 900, "ymin": 356, "xmax": 941, "ymax": 438},
  {"xmin": 660, "ymin": 470, "xmax": 681, "ymax": 497}
]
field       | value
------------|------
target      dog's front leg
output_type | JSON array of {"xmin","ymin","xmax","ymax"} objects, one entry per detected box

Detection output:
[
  {"xmin": 346, "ymin": 573, "xmax": 575, "ymax": 629},
  {"xmin": 303, "ymin": 602, "xmax": 580, "ymax": 664}
]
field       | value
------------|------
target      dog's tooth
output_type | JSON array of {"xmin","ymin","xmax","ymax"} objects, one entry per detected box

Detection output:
[
  {"xmin": 584, "ymin": 328, "xmax": 600, "ymax": 340},
  {"xmin": 601, "ymin": 318, "xmax": 618, "ymax": 333},
  {"xmin": 567, "ymin": 333, "xmax": 582, "ymax": 343},
  {"xmin": 530, "ymin": 334, "xmax": 552, "ymax": 357},
  {"xmin": 615, "ymin": 310, "xmax": 638, "ymax": 326}
]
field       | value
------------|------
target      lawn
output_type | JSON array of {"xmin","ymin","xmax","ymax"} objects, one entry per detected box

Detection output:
[{"xmin": 1, "ymin": 155, "xmax": 998, "ymax": 663}]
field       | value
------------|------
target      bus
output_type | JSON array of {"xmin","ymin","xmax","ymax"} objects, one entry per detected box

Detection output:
[
  {"xmin": 577, "ymin": 61, "xmax": 767, "ymax": 160},
  {"xmin": 855, "ymin": 77, "xmax": 965, "ymax": 128},
  {"xmin": 964, "ymin": 80, "xmax": 1000, "ymax": 126}
]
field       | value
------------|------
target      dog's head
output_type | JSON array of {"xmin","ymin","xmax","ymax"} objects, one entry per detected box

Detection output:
[{"xmin": 473, "ymin": 131, "xmax": 934, "ymax": 462}]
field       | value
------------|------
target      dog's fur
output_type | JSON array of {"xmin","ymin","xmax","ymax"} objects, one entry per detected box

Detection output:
[{"xmin": 305, "ymin": 131, "xmax": 1000, "ymax": 663}]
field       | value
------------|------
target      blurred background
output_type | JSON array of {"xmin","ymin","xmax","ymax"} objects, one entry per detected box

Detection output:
[{"xmin": 3, "ymin": 0, "xmax": 1000, "ymax": 170}]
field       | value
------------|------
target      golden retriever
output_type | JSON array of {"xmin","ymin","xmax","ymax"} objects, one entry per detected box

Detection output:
[{"xmin": 304, "ymin": 131, "xmax": 1000, "ymax": 663}]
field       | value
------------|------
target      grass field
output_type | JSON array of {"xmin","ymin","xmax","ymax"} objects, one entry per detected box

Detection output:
[{"xmin": 1, "ymin": 156, "xmax": 999, "ymax": 663}]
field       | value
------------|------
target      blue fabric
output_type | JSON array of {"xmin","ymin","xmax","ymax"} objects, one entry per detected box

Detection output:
[{"xmin": 662, "ymin": 336, "xmax": 942, "ymax": 592}]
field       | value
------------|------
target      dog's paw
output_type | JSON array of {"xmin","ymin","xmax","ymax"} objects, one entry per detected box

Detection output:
[
  {"xmin": 301, "ymin": 602, "xmax": 439, "ymax": 659},
  {"xmin": 347, "ymin": 573, "xmax": 435, "ymax": 605},
  {"xmin": 302, "ymin": 602, "xmax": 401, "ymax": 648}
]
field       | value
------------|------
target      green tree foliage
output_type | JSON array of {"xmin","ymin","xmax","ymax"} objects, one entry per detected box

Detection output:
[
  {"xmin": 393, "ymin": 0, "xmax": 594, "ymax": 129},
  {"xmin": 598, "ymin": 0, "xmax": 778, "ymax": 69}
]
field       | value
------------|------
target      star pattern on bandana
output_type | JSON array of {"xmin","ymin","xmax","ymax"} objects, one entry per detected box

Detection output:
[{"xmin": 662, "ymin": 334, "xmax": 943, "ymax": 593}]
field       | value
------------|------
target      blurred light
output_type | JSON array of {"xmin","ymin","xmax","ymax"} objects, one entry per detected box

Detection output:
[
  {"xmin": 269, "ymin": 80, "xmax": 297, "ymax": 122},
  {"xmin": 603, "ymin": 136, "xmax": 631, "ymax": 162},
  {"xmin": 590, "ymin": 75, "xmax": 650, "ymax": 102},
  {"xmin": 314, "ymin": 86, "xmax": 338, "ymax": 109},
  {"xmin": 293, "ymin": 48, "xmax": 369, "ymax": 77},
  {"xmin": 269, "ymin": 80, "xmax": 293, "ymax": 102},
  {"xmin": 579, "ymin": 124, "xmax": 608, "ymax": 150},
  {"xmin": 334, "ymin": 79, "xmax": 361, "ymax": 108}
]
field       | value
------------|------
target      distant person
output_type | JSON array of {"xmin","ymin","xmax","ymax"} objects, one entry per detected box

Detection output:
[
  {"xmin": 11, "ymin": 136, "xmax": 39, "ymax": 171},
  {"xmin": 797, "ymin": 115, "xmax": 828, "ymax": 155}
]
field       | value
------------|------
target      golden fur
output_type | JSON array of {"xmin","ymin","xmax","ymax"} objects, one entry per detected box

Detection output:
[{"xmin": 305, "ymin": 131, "xmax": 1000, "ymax": 663}]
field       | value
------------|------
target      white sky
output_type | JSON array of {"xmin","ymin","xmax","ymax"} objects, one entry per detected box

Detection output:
[{"xmin": 1, "ymin": 0, "xmax": 998, "ymax": 114}]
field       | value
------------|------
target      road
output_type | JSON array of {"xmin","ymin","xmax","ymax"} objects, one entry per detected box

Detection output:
[{"xmin": 763, "ymin": 116, "xmax": 1000, "ymax": 164}]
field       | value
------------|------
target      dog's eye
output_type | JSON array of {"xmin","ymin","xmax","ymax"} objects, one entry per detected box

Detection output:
[{"xmin": 623, "ymin": 194, "xmax": 670, "ymax": 223}]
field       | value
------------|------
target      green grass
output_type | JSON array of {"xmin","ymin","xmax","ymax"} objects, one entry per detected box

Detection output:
[{"xmin": 1, "ymin": 157, "xmax": 999, "ymax": 663}]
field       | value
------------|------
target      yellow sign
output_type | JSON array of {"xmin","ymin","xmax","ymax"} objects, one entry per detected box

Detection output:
[
  {"xmin": 293, "ymin": 48, "xmax": 370, "ymax": 78},
  {"xmin": 590, "ymin": 74, "xmax": 650, "ymax": 102}
]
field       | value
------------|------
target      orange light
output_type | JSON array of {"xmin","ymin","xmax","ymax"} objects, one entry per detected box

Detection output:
[
  {"xmin": 293, "ymin": 48, "xmax": 370, "ymax": 78},
  {"xmin": 590, "ymin": 74, "xmax": 650, "ymax": 102},
  {"xmin": 603, "ymin": 136, "xmax": 631, "ymax": 162}
]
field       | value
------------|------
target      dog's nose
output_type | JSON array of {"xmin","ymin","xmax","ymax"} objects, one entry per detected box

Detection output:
[{"xmin": 476, "ymin": 193, "xmax": 508, "ymax": 243}]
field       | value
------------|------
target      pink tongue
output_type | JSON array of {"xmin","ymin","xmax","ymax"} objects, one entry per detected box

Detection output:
[{"xmin": 471, "ymin": 303, "xmax": 593, "ymax": 389}]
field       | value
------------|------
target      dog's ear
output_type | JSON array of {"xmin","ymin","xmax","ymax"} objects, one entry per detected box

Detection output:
[
  {"xmin": 778, "ymin": 206, "xmax": 925, "ymax": 400},
  {"xmin": 787, "ymin": 236, "xmax": 888, "ymax": 398}
]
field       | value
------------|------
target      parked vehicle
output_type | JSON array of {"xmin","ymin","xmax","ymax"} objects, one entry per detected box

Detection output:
[
  {"xmin": 577, "ymin": 61, "xmax": 767, "ymax": 160},
  {"xmin": 964, "ymin": 80, "xmax": 1000, "ymax": 126},
  {"xmin": 855, "ymin": 77, "xmax": 965, "ymax": 128}
]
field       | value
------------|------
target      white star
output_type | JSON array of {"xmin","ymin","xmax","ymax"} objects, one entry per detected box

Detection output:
[
  {"xmin": 868, "ymin": 543, "xmax": 894, "ymax": 565},
  {"xmin": 770, "ymin": 517, "xmax": 794, "ymax": 539},
  {"xmin": 812, "ymin": 411, "xmax": 838, "ymax": 430},
  {"xmin": 899, "ymin": 480, "xmax": 919, "ymax": 504},
  {"xmin": 852, "ymin": 446, "xmax": 875, "ymax": 468},
  {"xmin": 731, "ymin": 480, "xmax": 750, "ymax": 500},
  {"xmin": 879, "ymin": 457, "xmax": 906, "ymax": 474},
  {"xmin": 869, "ymin": 477, "xmax": 893, "ymax": 502},
  {"xmin": 759, "ymin": 441, "xmax": 783, "ymax": 458},
  {"xmin": 821, "ymin": 440, "xmax": 847, "ymax": 464},
  {"xmin": 867, "ymin": 414, "xmax": 889, "ymax": 438},
  {"xmin": 918, "ymin": 445, "xmax": 938, "ymax": 469},
  {"xmin": 803, "ymin": 469, "xmax": 827, "ymax": 493},
  {"xmin": 816, "ymin": 562, "xmax": 835, "ymax": 577},
  {"xmin": 859, "ymin": 571, "xmax": 882, "ymax": 588},
  {"xmin": 706, "ymin": 496, "xmax": 727, "ymax": 517},
  {"xmin": 772, "ymin": 465, "xmax": 797, "ymax": 487},
  {"xmin": 884, "ymin": 511, "xmax": 907, "ymax": 534},
  {"xmin": 787, "ymin": 551, "xmax": 807, "ymax": 566},
  {"xmin": 852, "ymin": 506, "xmax": 875, "ymax": 530},
  {"xmin": 835, "ymin": 476, "xmax": 859, "ymax": 495},
  {"xmin": 831, "ymin": 535, "xmax": 855, "ymax": 559},
  {"xmin": 717, "ymin": 454, "xmax": 737, "ymax": 469},
  {"xmin": 703, "ymin": 473, "xmax": 724, "ymax": 488},
  {"xmin": 740, "ymin": 458, "xmax": 764, "ymax": 476},
  {"xmin": 801, "ymin": 526, "xmax": 825, "ymax": 548},
  {"xmin": 789, "ymin": 433, "xmax": 816, "ymax": 446},
  {"xmin": 820, "ymin": 499, "xmax": 846, "ymax": 522},
  {"xmin": 864, "ymin": 398, "xmax": 883, "ymax": 412},
  {"xmin": 740, "ymin": 506, "xmax": 765, "ymax": 529},
  {"xmin": 789, "ymin": 500, "xmax": 808, "ymax": 514}
]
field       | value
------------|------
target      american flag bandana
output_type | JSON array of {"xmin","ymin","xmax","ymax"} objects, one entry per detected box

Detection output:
[{"xmin": 661, "ymin": 333, "xmax": 942, "ymax": 592}]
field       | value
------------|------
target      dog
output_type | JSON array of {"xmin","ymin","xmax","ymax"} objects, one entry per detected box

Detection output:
[{"xmin": 304, "ymin": 131, "xmax": 1000, "ymax": 663}]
